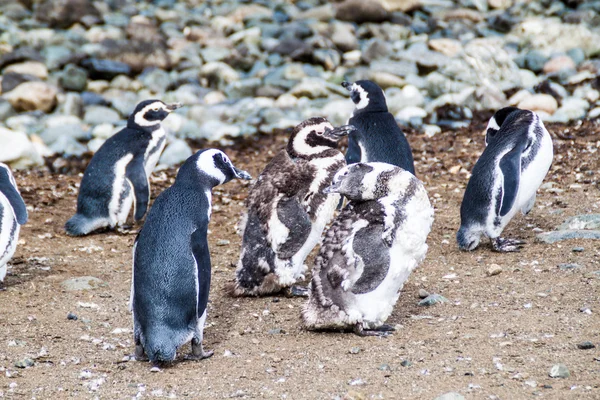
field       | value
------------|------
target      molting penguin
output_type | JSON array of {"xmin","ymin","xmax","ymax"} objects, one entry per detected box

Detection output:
[
  {"xmin": 0, "ymin": 163, "xmax": 28, "ymax": 286},
  {"xmin": 231, "ymin": 117, "xmax": 355, "ymax": 297},
  {"xmin": 342, "ymin": 80, "xmax": 415, "ymax": 174},
  {"xmin": 65, "ymin": 99, "xmax": 182, "ymax": 236},
  {"xmin": 131, "ymin": 149, "xmax": 251, "ymax": 367},
  {"xmin": 457, "ymin": 107, "xmax": 553, "ymax": 252},
  {"xmin": 302, "ymin": 162, "xmax": 433, "ymax": 336}
]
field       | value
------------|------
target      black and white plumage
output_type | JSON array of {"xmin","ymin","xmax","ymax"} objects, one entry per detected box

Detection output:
[
  {"xmin": 131, "ymin": 149, "xmax": 251, "ymax": 366},
  {"xmin": 342, "ymin": 80, "xmax": 415, "ymax": 175},
  {"xmin": 302, "ymin": 162, "xmax": 433, "ymax": 335},
  {"xmin": 65, "ymin": 99, "xmax": 182, "ymax": 236},
  {"xmin": 0, "ymin": 163, "xmax": 28, "ymax": 284},
  {"xmin": 231, "ymin": 117, "xmax": 355, "ymax": 297},
  {"xmin": 457, "ymin": 107, "xmax": 553, "ymax": 252}
]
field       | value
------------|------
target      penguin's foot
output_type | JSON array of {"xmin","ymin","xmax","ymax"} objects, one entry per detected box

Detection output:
[
  {"xmin": 491, "ymin": 237, "xmax": 525, "ymax": 252},
  {"xmin": 286, "ymin": 285, "xmax": 309, "ymax": 297},
  {"xmin": 186, "ymin": 342, "xmax": 214, "ymax": 361},
  {"xmin": 353, "ymin": 324, "xmax": 393, "ymax": 337},
  {"xmin": 134, "ymin": 344, "xmax": 148, "ymax": 361}
]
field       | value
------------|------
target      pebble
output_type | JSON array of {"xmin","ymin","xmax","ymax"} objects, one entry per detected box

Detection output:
[
  {"xmin": 558, "ymin": 263, "xmax": 582, "ymax": 271},
  {"xmin": 517, "ymin": 94, "xmax": 558, "ymax": 115},
  {"xmin": 418, "ymin": 294, "xmax": 449, "ymax": 306},
  {"xmin": 400, "ymin": 360, "xmax": 412, "ymax": 367},
  {"xmin": 486, "ymin": 264, "xmax": 503, "ymax": 276},
  {"xmin": 61, "ymin": 276, "xmax": 106, "ymax": 291},
  {"xmin": 4, "ymin": 81, "xmax": 58, "ymax": 112},
  {"xmin": 433, "ymin": 392, "xmax": 465, "ymax": 400},
  {"xmin": 572, "ymin": 247, "xmax": 584, "ymax": 252},
  {"xmin": 548, "ymin": 364, "xmax": 570, "ymax": 378},
  {"xmin": 67, "ymin": 312, "xmax": 78, "ymax": 320},
  {"xmin": 14, "ymin": 358, "xmax": 34, "ymax": 368},
  {"xmin": 349, "ymin": 347, "xmax": 361, "ymax": 354},
  {"xmin": 576, "ymin": 341, "xmax": 595, "ymax": 350},
  {"xmin": 418, "ymin": 288, "xmax": 430, "ymax": 299}
]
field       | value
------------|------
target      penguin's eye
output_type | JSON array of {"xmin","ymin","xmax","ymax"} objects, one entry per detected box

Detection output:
[
  {"xmin": 316, "ymin": 129, "xmax": 323, "ymax": 135},
  {"xmin": 152, "ymin": 107, "xmax": 160, "ymax": 112}
]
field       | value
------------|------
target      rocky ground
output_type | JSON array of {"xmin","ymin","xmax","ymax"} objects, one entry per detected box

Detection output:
[{"xmin": 1, "ymin": 117, "xmax": 599, "ymax": 399}]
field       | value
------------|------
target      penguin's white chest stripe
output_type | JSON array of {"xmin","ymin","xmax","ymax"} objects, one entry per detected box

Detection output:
[
  {"xmin": 109, "ymin": 154, "xmax": 134, "ymax": 224},
  {"xmin": 306, "ymin": 155, "xmax": 344, "ymax": 207},
  {"xmin": 205, "ymin": 190, "xmax": 212, "ymax": 219},
  {"xmin": 358, "ymin": 143, "xmax": 368, "ymax": 162},
  {"xmin": 144, "ymin": 127, "xmax": 167, "ymax": 176},
  {"xmin": 0, "ymin": 195, "xmax": 19, "ymax": 281}
]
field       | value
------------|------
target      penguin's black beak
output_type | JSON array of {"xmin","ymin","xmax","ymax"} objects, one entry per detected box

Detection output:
[
  {"xmin": 234, "ymin": 167, "xmax": 252, "ymax": 180},
  {"xmin": 166, "ymin": 102, "xmax": 183, "ymax": 112},
  {"xmin": 323, "ymin": 180, "xmax": 341, "ymax": 194},
  {"xmin": 324, "ymin": 125, "xmax": 356, "ymax": 140},
  {"xmin": 341, "ymin": 81, "xmax": 353, "ymax": 91}
]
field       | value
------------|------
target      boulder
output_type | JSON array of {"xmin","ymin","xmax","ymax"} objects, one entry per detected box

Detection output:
[{"xmin": 4, "ymin": 81, "xmax": 58, "ymax": 112}]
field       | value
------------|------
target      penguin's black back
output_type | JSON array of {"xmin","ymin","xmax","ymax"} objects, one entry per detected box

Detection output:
[
  {"xmin": 348, "ymin": 112, "xmax": 415, "ymax": 175},
  {"xmin": 77, "ymin": 127, "xmax": 153, "ymax": 216},
  {"xmin": 133, "ymin": 164, "xmax": 213, "ymax": 346},
  {"xmin": 460, "ymin": 110, "xmax": 533, "ymax": 226}
]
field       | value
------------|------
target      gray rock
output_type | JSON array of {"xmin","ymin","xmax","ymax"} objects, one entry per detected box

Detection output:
[
  {"xmin": 370, "ymin": 60, "xmax": 418, "ymax": 78},
  {"xmin": 335, "ymin": 0, "xmax": 390, "ymax": 23},
  {"xmin": 400, "ymin": 359, "xmax": 412, "ymax": 367},
  {"xmin": 548, "ymin": 364, "xmax": 570, "ymax": 378},
  {"xmin": 418, "ymin": 289, "xmax": 429, "ymax": 299},
  {"xmin": 418, "ymin": 293, "xmax": 449, "ymax": 306},
  {"xmin": 49, "ymin": 135, "xmax": 88, "ymax": 156},
  {"xmin": 105, "ymin": 91, "xmax": 139, "ymax": 118},
  {"xmin": 84, "ymin": 105, "xmax": 121, "ymax": 125},
  {"xmin": 330, "ymin": 21, "xmax": 358, "ymax": 52},
  {"xmin": 576, "ymin": 341, "xmax": 595, "ymax": 350},
  {"xmin": 524, "ymin": 50, "xmax": 548, "ymax": 72},
  {"xmin": 1, "ymin": 72, "xmax": 41, "ymax": 94},
  {"xmin": 289, "ymin": 78, "xmax": 332, "ymax": 99},
  {"xmin": 558, "ymin": 263, "xmax": 582, "ymax": 271},
  {"xmin": 61, "ymin": 276, "xmax": 106, "ymax": 291},
  {"xmin": 158, "ymin": 139, "xmax": 193, "ymax": 166},
  {"xmin": 433, "ymin": 392, "xmax": 465, "ymax": 400},
  {"xmin": 572, "ymin": 247, "xmax": 584, "ymax": 252},
  {"xmin": 81, "ymin": 58, "xmax": 131, "ymax": 80},
  {"xmin": 313, "ymin": 49, "xmax": 341, "ymax": 71},
  {"xmin": 67, "ymin": 312, "xmax": 78, "ymax": 320},
  {"xmin": 536, "ymin": 230, "xmax": 600, "ymax": 244},
  {"xmin": 139, "ymin": 68, "xmax": 171, "ymax": 94},
  {"xmin": 34, "ymin": 0, "xmax": 101, "ymax": 29},
  {"xmin": 566, "ymin": 48, "xmax": 586, "ymax": 65},
  {"xmin": 200, "ymin": 47, "xmax": 231, "ymax": 63},
  {"xmin": 4, "ymin": 81, "xmax": 58, "ymax": 113},
  {"xmin": 59, "ymin": 64, "xmax": 88, "ymax": 92},
  {"xmin": 0, "ymin": 99, "xmax": 16, "ymax": 121},
  {"xmin": 559, "ymin": 214, "xmax": 600, "ymax": 230},
  {"xmin": 198, "ymin": 120, "xmax": 241, "ymax": 142},
  {"xmin": 58, "ymin": 92, "xmax": 84, "ymax": 117},
  {"xmin": 42, "ymin": 45, "xmax": 75, "ymax": 70},
  {"xmin": 361, "ymin": 38, "xmax": 392, "ymax": 63},
  {"xmin": 225, "ymin": 78, "xmax": 262, "ymax": 99},
  {"xmin": 14, "ymin": 358, "xmax": 35, "ymax": 368},
  {"xmin": 41, "ymin": 122, "xmax": 88, "ymax": 145},
  {"xmin": 0, "ymin": 127, "xmax": 43, "ymax": 168}
]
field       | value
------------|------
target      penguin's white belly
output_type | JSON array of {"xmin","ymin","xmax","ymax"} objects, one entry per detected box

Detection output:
[
  {"xmin": 144, "ymin": 129, "xmax": 167, "ymax": 177},
  {"xmin": 0, "ymin": 195, "xmax": 19, "ymax": 281},
  {"xmin": 515, "ymin": 133, "xmax": 553, "ymax": 211},
  {"xmin": 109, "ymin": 154, "xmax": 134, "ymax": 226}
]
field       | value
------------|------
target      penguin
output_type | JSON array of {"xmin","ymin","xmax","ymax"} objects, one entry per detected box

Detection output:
[
  {"xmin": 341, "ymin": 80, "xmax": 415, "ymax": 174},
  {"xmin": 230, "ymin": 117, "xmax": 356, "ymax": 297},
  {"xmin": 131, "ymin": 149, "xmax": 251, "ymax": 367},
  {"xmin": 0, "ymin": 163, "xmax": 28, "ymax": 286},
  {"xmin": 302, "ymin": 162, "xmax": 433, "ymax": 336},
  {"xmin": 457, "ymin": 107, "xmax": 553, "ymax": 252},
  {"xmin": 65, "ymin": 99, "xmax": 182, "ymax": 236}
]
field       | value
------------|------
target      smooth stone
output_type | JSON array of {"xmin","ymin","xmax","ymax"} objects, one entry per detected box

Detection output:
[
  {"xmin": 543, "ymin": 55, "xmax": 576, "ymax": 74},
  {"xmin": 361, "ymin": 38, "xmax": 392, "ymax": 63},
  {"xmin": 59, "ymin": 64, "xmax": 88, "ymax": 92},
  {"xmin": 428, "ymin": 38, "xmax": 463, "ymax": 57},
  {"xmin": 225, "ymin": 78, "xmax": 262, "ymax": 99},
  {"xmin": 313, "ymin": 49, "xmax": 341, "ymax": 71},
  {"xmin": 418, "ymin": 288, "xmax": 429, "ymax": 299},
  {"xmin": 330, "ymin": 21, "xmax": 359, "ymax": 52},
  {"xmin": 387, "ymin": 85, "xmax": 425, "ymax": 113},
  {"xmin": 418, "ymin": 294, "xmax": 449, "ymax": 306},
  {"xmin": 321, "ymin": 99, "xmax": 355, "ymax": 126},
  {"xmin": 91, "ymin": 123, "xmax": 117, "ymax": 139},
  {"xmin": 572, "ymin": 247, "xmax": 585, "ymax": 252},
  {"xmin": 199, "ymin": 62, "xmax": 240, "ymax": 90},
  {"xmin": 0, "ymin": 99, "xmax": 16, "ymax": 120},
  {"xmin": 395, "ymin": 106, "xmax": 427, "ymax": 124},
  {"xmin": 198, "ymin": 120, "xmax": 241, "ymax": 142},
  {"xmin": 34, "ymin": 0, "xmax": 101, "ymax": 29},
  {"xmin": 295, "ymin": 4, "xmax": 335, "ymax": 21},
  {"xmin": 0, "ymin": 127, "xmax": 43, "ymax": 168},
  {"xmin": 1, "ymin": 72, "xmax": 41, "ymax": 94},
  {"xmin": 548, "ymin": 364, "xmax": 570, "ymax": 378},
  {"xmin": 81, "ymin": 58, "xmax": 131, "ymax": 80},
  {"xmin": 14, "ymin": 358, "xmax": 35, "ymax": 368},
  {"xmin": 524, "ymin": 50, "xmax": 548, "ymax": 73},
  {"xmin": 370, "ymin": 60, "xmax": 418, "ymax": 78},
  {"xmin": 87, "ymin": 138, "xmax": 105, "ymax": 153},
  {"xmin": 4, "ymin": 81, "xmax": 58, "ymax": 112},
  {"xmin": 200, "ymin": 47, "xmax": 231, "ymax": 63},
  {"xmin": 434, "ymin": 392, "xmax": 465, "ymax": 400},
  {"xmin": 84, "ymin": 105, "xmax": 121, "ymax": 125},
  {"xmin": 3, "ymin": 61, "xmax": 48, "ymax": 79},
  {"xmin": 5, "ymin": 115, "xmax": 42, "ymax": 135},
  {"xmin": 487, "ymin": 264, "xmax": 503, "ymax": 276},
  {"xmin": 335, "ymin": 0, "xmax": 391, "ymax": 23},
  {"xmin": 289, "ymin": 78, "xmax": 331, "ymax": 99},
  {"xmin": 517, "ymin": 94, "xmax": 558, "ymax": 115},
  {"xmin": 422, "ymin": 124, "xmax": 441, "ymax": 138},
  {"xmin": 158, "ymin": 139, "xmax": 193, "ymax": 166},
  {"xmin": 536, "ymin": 230, "xmax": 600, "ymax": 244},
  {"xmin": 507, "ymin": 89, "xmax": 532, "ymax": 106},
  {"xmin": 488, "ymin": 0, "xmax": 512, "ymax": 9},
  {"xmin": 139, "ymin": 69, "xmax": 171, "ymax": 94},
  {"xmin": 67, "ymin": 312, "xmax": 78, "ymax": 320},
  {"xmin": 49, "ymin": 135, "xmax": 88, "ymax": 156},
  {"xmin": 566, "ymin": 48, "xmax": 586, "ymax": 65},
  {"xmin": 559, "ymin": 214, "xmax": 600, "ymax": 230},
  {"xmin": 61, "ymin": 276, "xmax": 106, "ymax": 291},
  {"xmin": 558, "ymin": 263, "xmax": 582, "ymax": 271},
  {"xmin": 545, "ymin": 98, "xmax": 590, "ymax": 123}
]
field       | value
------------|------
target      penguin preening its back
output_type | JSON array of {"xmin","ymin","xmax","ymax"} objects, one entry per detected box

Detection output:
[
  {"xmin": 302, "ymin": 162, "xmax": 433, "ymax": 336},
  {"xmin": 231, "ymin": 117, "xmax": 355, "ymax": 297},
  {"xmin": 342, "ymin": 80, "xmax": 415, "ymax": 175},
  {"xmin": 457, "ymin": 107, "xmax": 553, "ymax": 252},
  {"xmin": 65, "ymin": 99, "xmax": 181, "ymax": 236},
  {"xmin": 0, "ymin": 163, "xmax": 28, "ymax": 285},
  {"xmin": 131, "ymin": 149, "xmax": 251, "ymax": 366}
]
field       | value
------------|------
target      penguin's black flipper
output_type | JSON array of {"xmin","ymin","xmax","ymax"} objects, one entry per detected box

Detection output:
[
  {"xmin": 345, "ymin": 134, "xmax": 361, "ymax": 165},
  {"xmin": 191, "ymin": 224, "xmax": 211, "ymax": 318},
  {"xmin": 351, "ymin": 224, "xmax": 390, "ymax": 294},
  {"xmin": 276, "ymin": 197, "xmax": 312, "ymax": 260},
  {"xmin": 497, "ymin": 142, "xmax": 525, "ymax": 217},
  {"xmin": 125, "ymin": 157, "xmax": 150, "ymax": 221},
  {"xmin": 0, "ymin": 168, "xmax": 27, "ymax": 225}
]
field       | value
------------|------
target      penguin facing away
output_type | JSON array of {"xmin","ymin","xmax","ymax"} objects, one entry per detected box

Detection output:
[
  {"xmin": 231, "ymin": 117, "xmax": 356, "ymax": 297},
  {"xmin": 65, "ymin": 99, "xmax": 182, "ymax": 236},
  {"xmin": 0, "ymin": 163, "xmax": 28, "ymax": 285},
  {"xmin": 131, "ymin": 149, "xmax": 251, "ymax": 367},
  {"xmin": 341, "ymin": 80, "xmax": 415, "ymax": 175},
  {"xmin": 457, "ymin": 107, "xmax": 553, "ymax": 252},
  {"xmin": 302, "ymin": 162, "xmax": 433, "ymax": 336}
]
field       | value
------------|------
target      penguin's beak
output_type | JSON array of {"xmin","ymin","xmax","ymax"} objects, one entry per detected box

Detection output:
[
  {"xmin": 341, "ymin": 81, "xmax": 353, "ymax": 91},
  {"xmin": 234, "ymin": 167, "xmax": 252, "ymax": 180},
  {"xmin": 166, "ymin": 102, "xmax": 183, "ymax": 112},
  {"xmin": 324, "ymin": 125, "xmax": 356, "ymax": 140},
  {"xmin": 323, "ymin": 180, "xmax": 341, "ymax": 194}
]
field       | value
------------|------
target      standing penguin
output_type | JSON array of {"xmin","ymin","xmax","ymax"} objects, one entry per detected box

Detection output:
[
  {"xmin": 231, "ymin": 117, "xmax": 355, "ymax": 297},
  {"xmin": 0, "ymin": 163, "xmax": 28, "ymax": 286},
  {"xmin": 457, "ymin": 107, "xmax": 553, "ymax": 252},
  {"xmin": 65, "ymin": 99, "xmax": 182, "ymax": 236},
  {"xmin": 342, "ymin": 80, "xmax": 415, "ymax": 174},
  {"xmin": 302, "ymin": 162, "xmax": 433, "ymax": 336},
  {"xmin": 131, "ymin": 149, "xmax": 251, "ymax": 367}
]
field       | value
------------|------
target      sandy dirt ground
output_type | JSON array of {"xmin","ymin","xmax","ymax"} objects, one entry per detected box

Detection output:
[{"xmin": 1, "ymin": 117, "xmax": 599, "ymax": 399}]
